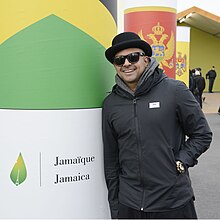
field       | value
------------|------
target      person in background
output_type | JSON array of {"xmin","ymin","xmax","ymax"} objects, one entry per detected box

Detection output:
[
  {"xmin": 206, "ymin": 66, "xmax": 217, "ymax": 93},
  {"xmin": 189, "ymin": 69, "xmax": 194, "ymax": 92},
  {"xmin": 197, "ymin": 67, "xmax": 202, "ymax": 72},
  {"xmin": 196, "ymin": 67, "xmax": 206, "ymax": 102},
  {"xmin": 102, "ymin": 32, "xmax": 212, "ymax": 219},
  {"xmin": 192, "ymin": 68, "xmax": 206, "ymax": 108}
]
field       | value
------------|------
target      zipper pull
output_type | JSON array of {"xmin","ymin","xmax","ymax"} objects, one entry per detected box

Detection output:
[{"xmin": 133, "ymin": 98, "xmax": 137, "ymax": 117}]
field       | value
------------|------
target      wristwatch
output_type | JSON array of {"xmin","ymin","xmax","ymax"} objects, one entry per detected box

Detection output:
[{"xmin": 176, "ymin": 161, "xmax": 185, "ymax": 173}]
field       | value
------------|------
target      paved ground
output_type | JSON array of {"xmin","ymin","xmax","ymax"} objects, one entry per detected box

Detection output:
[
  {"xmin": 190, "ymin": 92, "xmax": 220, "ymax": 219},
  {"xmin": 202, "ymin": 92, "xmax": 220, "ymax": 114}
]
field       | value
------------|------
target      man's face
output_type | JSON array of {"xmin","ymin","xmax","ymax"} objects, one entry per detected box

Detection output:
[{"xmin": 113, "ymin": 48, "xmax": 149, "ymax": 91}]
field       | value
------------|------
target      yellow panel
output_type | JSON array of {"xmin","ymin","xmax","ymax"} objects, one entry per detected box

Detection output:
[
  {"xmin": 176, "ymin": 41, "xmax": 190, "ymax": 86},
  {"xmin": 125, "ymin": 6, "xmax": 176, "ymax": 14},
  {"xmin": 0, "ymin": 0, "xmax": 116, "ymax": 47}
]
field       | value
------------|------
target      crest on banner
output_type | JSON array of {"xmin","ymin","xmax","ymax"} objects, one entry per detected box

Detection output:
[
  {"xmin": 176, "ymin": 52, "xmax": 187, "ymax": 76},
  {"xmin": 138, "ymin": 22, "xmax": 175, "ymax": 70}
]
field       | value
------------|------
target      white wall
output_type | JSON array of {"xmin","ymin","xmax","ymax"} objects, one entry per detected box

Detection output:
[
  {"xmin": 177, "ymin": 0, "xmax": 220, "ymax": 15},
  {"xmin": 118, "ymin": 0, "xmax": 220, "ymax": 33}
]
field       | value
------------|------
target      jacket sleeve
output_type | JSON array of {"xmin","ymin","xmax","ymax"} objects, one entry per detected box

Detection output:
[
  {"xmin": 102, "ymin": 102, "xmax": 120, "ymax": 219},
  {"xmin": 201, "ymin": 77, "xmax": 206, "ymax": 91},
  {"xmin": 175, "ymin": 81, "xmax": 212, "ymax": 167},
  {"xmin": 206, "ymin": 72, "xmax": 209, "ymax": 79}
]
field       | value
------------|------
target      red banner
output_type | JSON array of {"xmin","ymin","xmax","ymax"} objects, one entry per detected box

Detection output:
[{"xmin": 125, "ymin": 8, "xmax": 176, "ymax": 78}]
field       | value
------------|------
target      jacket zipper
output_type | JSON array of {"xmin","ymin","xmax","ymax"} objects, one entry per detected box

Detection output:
[
  {"xmin": 133, "ymin": 98, "xmax": 137, "ymax": 116},
  {"xmin": 133, "ymin": 98, "xmax": 145, "ymax": 211}
]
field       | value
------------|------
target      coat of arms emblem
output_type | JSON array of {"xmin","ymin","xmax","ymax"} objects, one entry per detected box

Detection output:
[
  {"xmin": 176, "ymin": 52, "xmax": 187, "ymax": 76},
  {"xmin": 138, "ymin": 22, "xmax": 175, "ymax": 70}
]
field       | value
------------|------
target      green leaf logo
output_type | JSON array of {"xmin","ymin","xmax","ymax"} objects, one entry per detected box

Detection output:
[{"xmin": 10, "ymin": 153, "xmax": 27, "ymax": 186}]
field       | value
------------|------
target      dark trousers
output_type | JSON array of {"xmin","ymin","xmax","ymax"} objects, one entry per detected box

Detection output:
[
  {"xmin": 209, "ymin": 78, "xmax": 215, "ymax": 92},
  {"xmin": 194, "ymin": 93, "xmax": 203, "ymax": 108},
  {"xmin": 118, "ymin": 199, "xmax": 197, "ymax": 219}
]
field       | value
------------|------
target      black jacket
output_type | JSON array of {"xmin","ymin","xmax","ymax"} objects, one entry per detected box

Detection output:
[
  {"xmin": 206, "ymin": 70, "xmax": 217, "ymax": 79},
  {"xmin": 193, "ymin": 75, "xmax": 206, "ymax": 93},
  {"xmin": 102, "ymin": 66, "xmax": 212, "ymax": 219}
]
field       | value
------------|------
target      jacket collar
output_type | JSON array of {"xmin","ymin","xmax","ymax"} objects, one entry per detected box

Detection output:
[{"xmin": 114, "ymin": 57, "xmax": 166, "ymax": 97}]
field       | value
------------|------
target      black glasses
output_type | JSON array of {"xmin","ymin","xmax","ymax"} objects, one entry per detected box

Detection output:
[{"xmin": 113, "ymin": 52, "xmax": 145, "ymax": 66}]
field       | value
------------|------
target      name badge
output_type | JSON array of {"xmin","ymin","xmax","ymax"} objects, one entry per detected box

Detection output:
[{"xmin": 149, "ymin": 102, "xmax": 160, "ymax": 109}]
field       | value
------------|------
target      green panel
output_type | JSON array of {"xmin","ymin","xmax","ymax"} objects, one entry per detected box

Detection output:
[
  {"xmin": 190, "ymin": 27, "xmax": 220, "ymax": 92},
  {"xmin": 178, "ymin": 24, "xmax": 220, "ymax": 92},
  {"xmin": 0, "ymin": 15, "xmax": 115, "ymax": 109}
]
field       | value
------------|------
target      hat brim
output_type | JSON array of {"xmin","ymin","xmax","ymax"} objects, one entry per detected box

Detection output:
[{"xmin": 105, "ymin": 39, "xmax": 152, "ymax": 63}]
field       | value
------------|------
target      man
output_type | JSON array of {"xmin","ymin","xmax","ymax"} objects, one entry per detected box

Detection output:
[
  {"xmin": 191, "ymin": 68, "xmax": 206, "ymax": 108},
  {"xmin": 206, "ymin": 66, "xmax": 217, "ymax": 93},
  {"xmin": 102, "ymin": 32, "xmax": 212, "ymax": 219}
]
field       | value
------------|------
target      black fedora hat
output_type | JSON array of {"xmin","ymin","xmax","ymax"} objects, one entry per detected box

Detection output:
[{"xmin": 105, "ymin": 32, "xmax": 152, "ymax": 63}]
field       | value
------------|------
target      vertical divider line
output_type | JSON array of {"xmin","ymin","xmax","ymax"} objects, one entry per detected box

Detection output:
[{"xmin": 39, "ymin": 152, "xmax": 42, "ymax": 187}]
